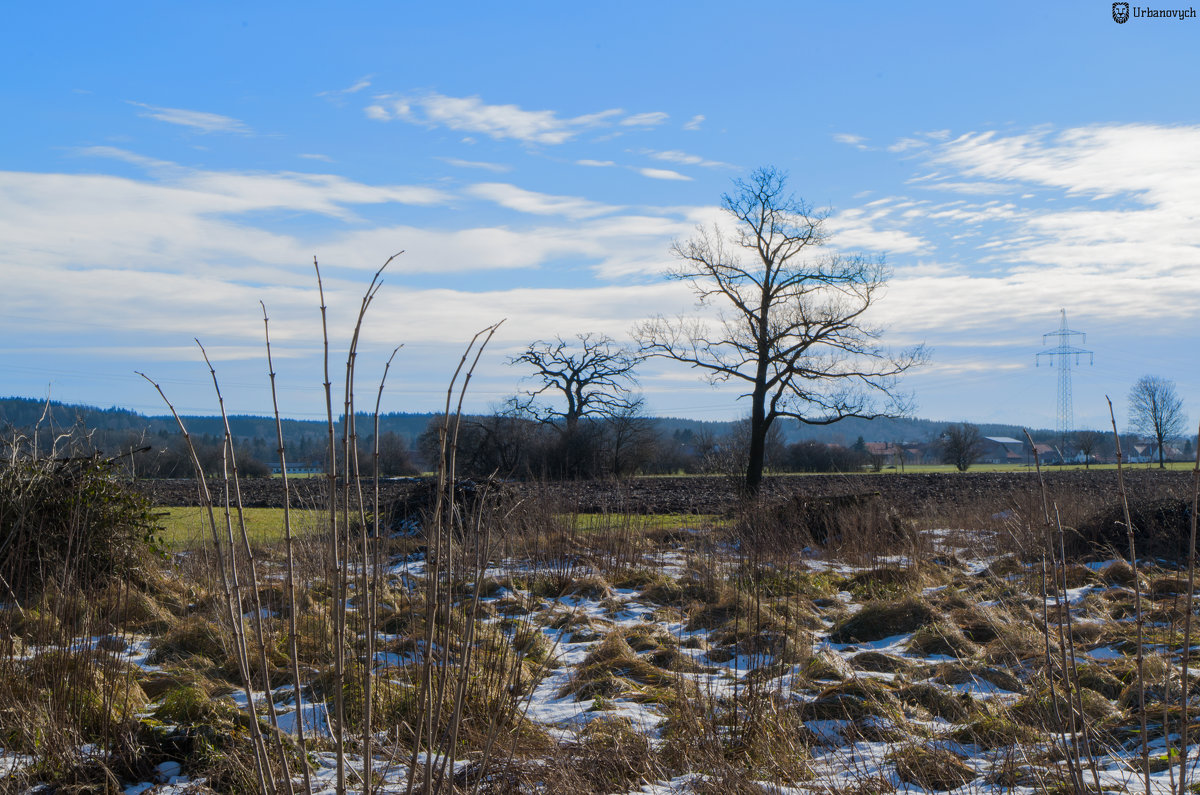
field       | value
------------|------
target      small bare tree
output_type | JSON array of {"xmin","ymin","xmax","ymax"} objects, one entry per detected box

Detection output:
[
  {"xmin": 1075, "ymin": 429, "xmax": 1103, "ymax": 469},
  {"xmin": 635, "ymin": 166, "xmax": 926, "ymax": 494},
  {"xmin": 1129, "ymin": 375, "xmax": 1186, "ymax": 469},
  {"xmin": 940, "ymin": 422, "xmax": 984, "ymax": 472}
]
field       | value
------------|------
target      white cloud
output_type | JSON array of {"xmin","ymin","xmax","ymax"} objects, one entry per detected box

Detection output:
[
  {"xmin": 642, "ymin": 149, "xmax": 732, "ymax": 169},
  {"xmin": 621, "ymin": 112, "xmax": 669, "ymax": 127},
  {"xmin": 828, "ymin": 204, "xmax": 928, "ymax": 255},
  {"xmin": 833, "ymin": 132, "xmax": 868, "ymax": 149},
  {"xmin": 365, "ymin": 92, "xmax": 670, "ymax": 145},
  {"xmin": 912, "ymin": 180, "xmax": 1015, "ymax": 195},
  {"xmin": 683, "ymin": 115, "xmax": 705, "ymax": 131},
  {"xmin": 318, "ymin": 76, "xmax": 373, "ymax": 98},
  {"xmin": 75, "ymin": 146, "xmax": 178, "ymax": 172},
  {"xmin": 856, "ymin": 123, "xmax": 1200, "ymax": 339},
  {"xmin": 366, "ymin": 92, "xmax": 624, "ymax": 145},
  {"xmin": 299, "ymin": 153, "xmax": 334, "ymax": 162},
  {"xmin": 128, "ymin": 102, "xmax": 251, "ymax": 134},
  {"xmin": 888, "ymin": 137, "xmax": 926, "ymax": 153},
  {"xmin": 638, "ymin": 168, "xmax": 692, "ymax": 181},
  {"xmin": 465, "ymin": 183, "xmax": 622, "ymax": 219},
  {"xmin": 438, "ymin": 157, "xmax": 512, "ymax": 173},
  {"xmin": 576, "ymin": 159, "xmax": 616, "ymax": 167}
]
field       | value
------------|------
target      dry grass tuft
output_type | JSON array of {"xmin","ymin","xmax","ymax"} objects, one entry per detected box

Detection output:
[
  {"xmin": 828, "ymin": 597, "xmax": 935, "ymax": 644},
  {"xmin": 890, "ymin": 745, "xmax": 977, "ymax": 790}
]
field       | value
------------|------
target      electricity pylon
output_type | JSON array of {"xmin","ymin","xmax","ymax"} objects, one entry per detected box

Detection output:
[{"xmin": 1036, "ymin": 308, "xmax": 1093, "ymax": 449}]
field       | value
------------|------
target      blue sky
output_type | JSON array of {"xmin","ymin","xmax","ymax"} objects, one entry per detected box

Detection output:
[{"xmin": 2, "ymin": 1, "xmax": 1199, "ymax": 434}]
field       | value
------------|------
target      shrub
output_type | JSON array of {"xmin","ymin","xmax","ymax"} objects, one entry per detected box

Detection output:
[{"xmin": 0, "ymin": 455, "xmax": 159, "ymax": 599}]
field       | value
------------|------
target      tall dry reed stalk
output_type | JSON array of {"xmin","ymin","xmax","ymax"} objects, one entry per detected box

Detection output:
[{"xmin": 1109, "ymin": 395, "xmax": 1150, "ymax": 795}]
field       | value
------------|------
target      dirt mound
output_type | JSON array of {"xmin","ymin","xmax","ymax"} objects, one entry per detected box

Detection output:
[
  {"xmin": 384, "ymin": 478, "xmax": 517, "ymax": 533},
  {"xmin": 1069, "ymin": 498, "xmax": 1195, "ymax": 561}
]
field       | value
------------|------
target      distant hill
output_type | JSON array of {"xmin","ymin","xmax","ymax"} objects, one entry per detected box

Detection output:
[{"xmin": 1, "ymin": 395, "xmax": 1060, "ymax": 451}]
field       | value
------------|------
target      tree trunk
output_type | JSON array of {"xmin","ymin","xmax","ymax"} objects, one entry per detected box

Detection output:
[
  {"xmin": 1159, "ymin": 435, "xmax": 1167, "ymax": 469},
  {"xmin": 745, "ymin": 389, "xmax": 768, "ymax": 495}
]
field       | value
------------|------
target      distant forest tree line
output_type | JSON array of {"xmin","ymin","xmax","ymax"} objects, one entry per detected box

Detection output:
[{"xmin": 1, "ymin": 395, "xmax": 1139, "ymax": 480}]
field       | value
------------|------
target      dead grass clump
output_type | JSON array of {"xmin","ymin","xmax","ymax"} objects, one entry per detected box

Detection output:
[
  {"xmin": 0, "ymin": 606, "xmax": 65, "ymax": 645},
  {"xmin": 624, "ymin": 622, "xmax": 676, "ymax": 652},
  {"xmin": 949, "ymin": 604, "xmax": 1012, "ymax": 644},
  {"xmin": 1149, "ymin": 575, "xmax": 1191, "ymax": 597},
  {"xmin": 1008, "ymin": 686, "xmax": 1120, "ymax": 730},
  {"xmin": 568, "ymin": 573, "xmax": 614, "ymax": 600},
  {"xmin": 982, "ymin": 622, "xmax": 1058, "ymax": 668},
  {"xmin": 948, "ymin": 714, "xmax": 1038, "ymax": 749},
  {"xmin": 1101, "ymin": 559, "xmax": 1141, "ymax": 587},
  {"xmin": 1073, "ymin": 498, "xmax": 1194, "ymax": 561},
  {"xmin": 493, "ymin": 594, "xmax": 535, "ymax": 616},
  {"xmin": 849, "ymin": 651, "xmax": 913, "ymax": 675},
  {"xmin": 567, "ymin": 716, "xmax": 664, "ymax": 792},
  {"xmin": 456, "ymin": 717, "xmax": 662, "ymax": 795},
  {"xmin": 561, "ymin": 632, "xmax": 675, "ymax": 700},
  {"xmin": 138, "ymin": 666, "xmax": 226, "ymax": 701},
  {"xmin": 838, "ymin": 565, "xmax": 923, "ymax": 597},
  {"xmin": 828, "ymin": 597, "xmax": 935, "ymax": 644},
  {"xmin": 95, "ymin": 584, "xmax": 177, "ymax": 634},
  {"xmin": 1060, "ymin": 563, "xmax": 1103, "ymax": 589},
  {"xmin": 293, "ymin": 612, "xmax": 340, "ymax": 664},
  {"xmin": 927, "ymin": 662, "xmax": 1024, "ymax": 694},
  {"xmin": 9, "ymin": 649, "xmax": 149, "ymax": 746},
  {"xmin": 906, "ymin": 621, "xmax": 980, "ymax": 658},
  {"xmin": 895, "ymin": 682, "xmax": 971, "ymax": 722},
  {"xmin": 983, "ymin": 555, "xmax": 1023, "ymax": 577},
  {"xmin": 640, "ymin": 573, "xmax": 724, "ymax": 607},
  {"xmin": 153, "ymin": 683, "xmax": 229, "ymax": 724},
  {"xmin": 659, "ymin": 690, "xmax": 813, "ymax": 786},
  {"xmin": 1068, "ymin": 619, "xmax": 1106, "ymax": 645},
  {"xmin": 890, "ymin": 746, "xmax": 976, "ymax": 791},
  {"xmin": 377, "ymin": 595, "xmax": 425, "ymax": 634},
  {"xmin": 803, "ymin": 650, "xmax": 854, "ymax": 681},
  {"xmin": 1074, "ymin": 664, "xmax": 1122, "ymax": 700},
  {"xmin": 512, "ymin": 626, "xmax": 552, "ymax": 664},
  {"xmin": 748, "ymin": 567, "xmax": 838, "ymax": 600},
  {"xmin": 799, "ymin": 679, "xmax": 903, "ymax": 722},
  {"xmin": 148, "ymin": 615, "xmax": 227, "ymax": 665}
]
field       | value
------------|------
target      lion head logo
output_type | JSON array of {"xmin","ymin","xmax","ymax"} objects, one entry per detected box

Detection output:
[{"xmin": 1113, "ymin": 2, "xmax": 1130, "ymax": 22}]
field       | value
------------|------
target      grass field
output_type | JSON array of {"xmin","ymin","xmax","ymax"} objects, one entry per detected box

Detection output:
[
  {"xmin": 633, "ymin": 461, "xmax": 1197, "ymax": 477},
  {"xmin": 153, "ymin": 507, "xmax": 720, "ymax": 551},
  {"xmin": 153, "ymin": 506, "xmax": 326, "ymax": 550}
]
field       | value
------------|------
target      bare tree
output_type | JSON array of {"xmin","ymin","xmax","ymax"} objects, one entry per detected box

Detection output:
[
  {"xmin": 1129, "ymin": 375, "xmax": 1186, "ymax": 469},
  {"xmin": 512, "ymin": 334, "xmax": 643, "ymax": 433},
  {"xmin": 606, "ymin": 399, "xmax": 658, "ymax": 476},
  {"xmin": 940, "ymin": 422, "xmax": 984, "ymax": 472},
  {"xmin": 1075, "ymin": 429, "xmax": 1103, "ymax": 470},
  {"xmin": 511, "ymin": 333, "xmax": 644, "ymax": 477},
  {"xmin": 634, "ymin": 167, "xmax": 926, "ymax": 494}
]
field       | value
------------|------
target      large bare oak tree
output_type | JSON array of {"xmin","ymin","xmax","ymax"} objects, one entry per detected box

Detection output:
[
  {"xmin": 635, "ymin": 167, "xmax": 926, "ymax": 493},
  {"xmin": 1129, "ymin": 374, "xmax": 1185, "ymax": 468}
]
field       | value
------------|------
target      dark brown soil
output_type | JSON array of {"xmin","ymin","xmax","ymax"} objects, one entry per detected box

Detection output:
[{"xmin": 134, "ymin": 470, "xmax": 1192, "ymax": 518}]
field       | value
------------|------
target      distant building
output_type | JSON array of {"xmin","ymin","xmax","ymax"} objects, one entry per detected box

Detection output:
[
  {"xmin": 268, "ymin": 461, "xmax": 324, "ymax": 475},
  {"xmin": 980, "ymin": 436, "xmax": 1024, "ymax": 465},
  {"xmin": 1030, "ymin": 443, "xmax": 1062, "ymax": 465}
]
